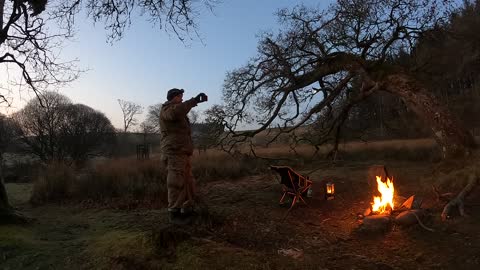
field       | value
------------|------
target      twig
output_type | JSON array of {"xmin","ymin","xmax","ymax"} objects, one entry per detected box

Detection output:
[
  {"xmin": 411, "ymin": 211, "xmax": 435, "ymax": 232},
  {"xmin": 432, "ymin": 184, "xmax": 454, "ymax": 202},
  {"xmin": 441, "ymin": 173, "xmax": 478, "ymax": 221}
]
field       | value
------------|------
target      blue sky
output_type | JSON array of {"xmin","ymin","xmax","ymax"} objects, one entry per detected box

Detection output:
[{"xmin": 2, "ymin": 0, "xmax": 334, "ymax": 130}]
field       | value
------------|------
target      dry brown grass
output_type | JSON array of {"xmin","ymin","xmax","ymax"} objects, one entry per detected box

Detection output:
[
  {"xmin": 30, "ymin": 159, "xmax": 168, "ymax": 207},
  {"xmin": 30, "ymin": 152, "xmax": 269, "ymax": 206},
  {"xmin": 30, "ymin": 163, "xmax": 75, "ymax": 204},
  {"xmin": 192, "ymin": 152, "xmax": 268, "ymax": 183},
  {"xmin": 250, "ymin": 138, "xmax": 440, "ymax": 162},
  {"xmin": 28, "ymin": 137, "xmax": 454, "ymax": 206}
]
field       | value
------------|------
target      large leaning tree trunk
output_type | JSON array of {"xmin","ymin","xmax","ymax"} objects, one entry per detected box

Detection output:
[
  {"xmin": 382, "ymin": 73, "xmax": 476, "ymax": 159},
  {"xmin": 0, "ymin": 116, "xmax": 14, "ymax": 221},
  {"xmin": 0, "ymin": 115, "xmax": 28, "ymax": 224},
  {"xmin": 0, "ymin": 154, "xmax": 27, "ymax": 224},
  {"xmin": 0, "ymin": 163, "xmax": 12, "ymax": 214}
]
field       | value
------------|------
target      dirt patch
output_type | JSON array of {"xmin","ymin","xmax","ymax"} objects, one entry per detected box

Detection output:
[{"xmin": 196, "ymin": 160, "xmax": 480, "ymax": 269}]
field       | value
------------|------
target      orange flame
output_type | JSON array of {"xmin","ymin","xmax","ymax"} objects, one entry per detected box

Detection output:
[{"xmin": 371, "ymin": 176, "xmax": 394, "ymax": 214}]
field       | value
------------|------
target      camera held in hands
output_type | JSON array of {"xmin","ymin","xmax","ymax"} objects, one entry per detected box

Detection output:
[{"xmin": 197, "ymin": 93, "xmax": 208, "ymax": 102}]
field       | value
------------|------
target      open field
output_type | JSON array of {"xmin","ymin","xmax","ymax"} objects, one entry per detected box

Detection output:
[{"xmin": 1, "ymin": 138, "xmax": 480, "ymax": 269}]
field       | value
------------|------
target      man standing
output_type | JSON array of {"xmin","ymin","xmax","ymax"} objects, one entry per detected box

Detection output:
[{"xmin": 159, "ymin": 88, "xmax": 207, "ymax": 225}]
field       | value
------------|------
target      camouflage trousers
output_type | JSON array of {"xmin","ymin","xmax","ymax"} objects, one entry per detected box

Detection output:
[{"xmin": 162, "ymin": 154, "xmax": 196, "ymax": 212}]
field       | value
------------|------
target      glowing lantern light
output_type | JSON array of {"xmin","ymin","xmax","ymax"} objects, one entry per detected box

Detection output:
[{"xmin": 325, "ymin": 182, "xmax": 335, "ymax": 200}]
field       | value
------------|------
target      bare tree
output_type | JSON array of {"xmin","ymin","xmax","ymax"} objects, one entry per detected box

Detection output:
[
  {"xmin": 1, "ymin": 0, "xmax": 217, "ymax": 104},
  {"xmin": 193, "ymin": 105, "xmax": 226, "ymax": 153},
  {"xmin": 13, "ymin": 92, "xmax": 115, "ymax": 163},
  {"xmin": 118, "ymin": 99, "xmax": 143, "ymax": 132},
  {"xmin": 0, "ymin": 0, "xmax": 79, "ymax": 105},
  {"xmin": 13, "ymin": 91, "xmax": 72, "ymax": 162},
  {"xmin": 222, "ymin": 0, "xmax": 475, "ymax": 159},
  {"xmin": 52, "ymin": 0, "xmax": 218, "ymax": 43},
  {"xmin": 58, "ymin": 103, "xmax": 116, "ymax": 163},
  {"xmin": 143, "ymin": 103, "xmax": 162, "ymax": 133},
  {"xmin": 189, "ymin": 110, "xmax": 199, "ymax": 125}
]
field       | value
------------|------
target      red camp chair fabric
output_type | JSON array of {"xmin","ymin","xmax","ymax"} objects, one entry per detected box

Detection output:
[{"xmin": 270, "ymin": 166, "xmax": 312, "ymax": 217}]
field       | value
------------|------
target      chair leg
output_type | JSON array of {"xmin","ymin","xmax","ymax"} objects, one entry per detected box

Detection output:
[
  {"xmin": 282, "ymin": 196, "xmax": 298, "ymax": 220},
  {"xmin": 298, "ymin": 195, "xmax": 311, "ymax": 208},
  {"xmin": 292, "ymin": 196, "xmax": 298, "ymax": 207},
  {"xmin": 298, "ymin": 195, "xmax": 307, "ymax": 205}
]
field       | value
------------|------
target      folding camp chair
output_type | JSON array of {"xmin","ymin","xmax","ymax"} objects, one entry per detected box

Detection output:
[{"xmin": 270, "ymin": 166, "xmax": 313, "ymax": 215}]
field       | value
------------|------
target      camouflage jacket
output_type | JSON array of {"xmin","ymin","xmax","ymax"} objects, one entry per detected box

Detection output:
[{"xmin": 159, "ymin": 98, "xmax": 198, "ymax": 155}]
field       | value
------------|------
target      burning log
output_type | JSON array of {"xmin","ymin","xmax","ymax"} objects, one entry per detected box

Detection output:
[
  {"xmin": 359, "ymin": 168, "xmax": 437, "ymax": 232},
  {"xmin": 359, "ymin": 215, "xmax": 392, "ymax": 232},
  {"xmin": 359, "ymin": 174, "xmax": 395, "ymax": 218},
  {"xmin": 357, "ymin": 173, "xmax": 396, "ymax": 232},
  {"xmin": 441, "ymin": 173, "xmax": 478, "ymax": 220}
]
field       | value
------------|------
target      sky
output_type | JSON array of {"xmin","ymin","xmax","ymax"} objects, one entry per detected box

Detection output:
[{"xmin": 1, "ymin": 0, "xmax": 335, "ymax": 130}]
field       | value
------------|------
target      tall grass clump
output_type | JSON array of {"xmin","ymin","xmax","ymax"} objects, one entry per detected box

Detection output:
[
  {"xmin": 30, "ymin": 162, "xmax": 75, "ymax": 204},
  {"xmin": 77, "ymin": 158, "xmax": 168, "ymax": 204},
  {"xmin": 30, "ymin": 152, "xmax": 271, "ymax": 206},
  {"xmin": 30, "ymin": 158, "xmax": 168, "ymax": 206},
  {"xmin": 192, "ymin": 152, "xmax": 269, "ymax": 183}
]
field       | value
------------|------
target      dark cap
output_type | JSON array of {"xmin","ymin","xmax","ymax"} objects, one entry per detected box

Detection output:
[{"xmin": 167, "ymin": 88, "xmax": 184, "ymax": 101}]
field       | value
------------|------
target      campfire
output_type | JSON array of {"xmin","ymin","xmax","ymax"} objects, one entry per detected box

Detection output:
[
  {"xmin": 358, "ymin": 166, "xmax": 434, "ymax": 233},
  {"xmin": 371, "ymin": 176, "xmax": 395, "ymax": 215}
]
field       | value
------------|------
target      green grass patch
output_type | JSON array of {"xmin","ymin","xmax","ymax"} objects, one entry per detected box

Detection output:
[
  {"xmin": 0, "ymin": 226, "xmax": 36, "ymax": 247},
  {"xmin": 88, "ymin": 230, "xmax": 152, "ymax": 259}
]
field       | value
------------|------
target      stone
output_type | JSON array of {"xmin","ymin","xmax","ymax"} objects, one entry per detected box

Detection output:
[
  {"xmin": 395, "ymin": 209, "xmax": 425, "ymax": 227},
  {"xmin": 360, "ymin": 215, "xmax": 392, "ymax": 232}
]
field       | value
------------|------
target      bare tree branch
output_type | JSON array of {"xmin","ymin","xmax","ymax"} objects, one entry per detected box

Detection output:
[{"xmin": 118, "ymin": 99, "xmax": 143, "ymax": 132}]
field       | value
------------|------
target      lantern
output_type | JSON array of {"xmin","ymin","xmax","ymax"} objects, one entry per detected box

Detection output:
[{"xmin": 325, "ymin": 182, "xmax": 335, "ymax": 200}]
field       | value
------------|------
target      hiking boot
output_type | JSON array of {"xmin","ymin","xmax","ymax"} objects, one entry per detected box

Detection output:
[
  {"xmin": 169, "ymin": 211, "xmax": 192, "ymax": 225},
  {"xmin": 181, "ymin": 207, "xmax": 196, "ymax": 216}
]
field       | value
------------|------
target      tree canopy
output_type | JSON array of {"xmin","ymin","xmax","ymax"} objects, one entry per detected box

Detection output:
[
  {"xmin": 222, "ymin": 0, "xmax": 475, "ymax": 158},
  {"xmin": 13, "ymin": 91, "xmax": 115, "ymax": 162}
]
